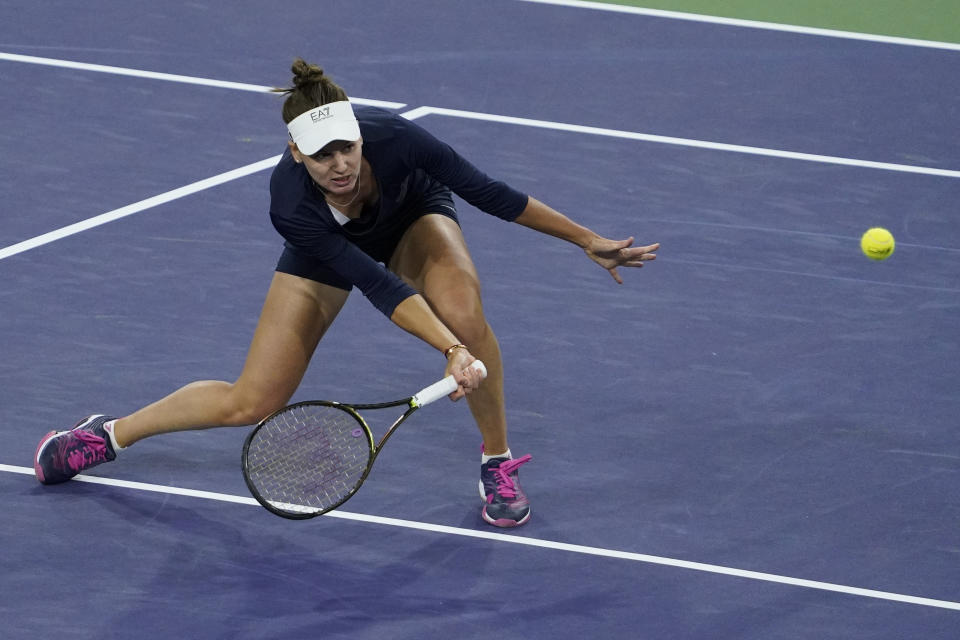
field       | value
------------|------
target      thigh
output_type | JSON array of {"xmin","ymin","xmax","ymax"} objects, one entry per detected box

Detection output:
[
  {"xmin": 388, "ymin": 213, "xmax": 481, "ymax": 300},
  {"xmin": 235, "ymin": 272, "xmax": 350, "ymax": 403}
]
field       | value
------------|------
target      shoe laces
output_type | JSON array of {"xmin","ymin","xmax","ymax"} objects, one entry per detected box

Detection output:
[
  {"xmin": 489, "ymin": 454, "xmax": 531, "ymax": 499},
  {"xmin": 65, "ymin": 429, "xmax": 109, "ymax": 470}
]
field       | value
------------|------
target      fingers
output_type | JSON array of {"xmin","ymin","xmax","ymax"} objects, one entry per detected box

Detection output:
[
  {"xmin": 446, "ymin": 352, "xmax": 484, "ymax": 401},
  {"xmin": 604, "ymin": 241, "xmax": 659, "ymax": 283},
  {"xmin": 640, "ymin": 242, "xmax": 660, "ymax": 254},
  {"xmin": 620, "ymin": 242, "xmax": 659, "ymax": 259},
  {"xmin": 448, "ymin": 375, "xmax": 480, "ymax": 401},
  {"xmin": 615, "ymin": 242, "xmax": 659, "ymax": 268},
  {"xmin": 458, "ymin": 363, "xmax": 484, "ymax": 390}
]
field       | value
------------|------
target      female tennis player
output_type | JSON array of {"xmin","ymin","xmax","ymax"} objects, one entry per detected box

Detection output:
[{"xmin": 34, "ymin": 59, "xmax": 658, "ymax": 528}]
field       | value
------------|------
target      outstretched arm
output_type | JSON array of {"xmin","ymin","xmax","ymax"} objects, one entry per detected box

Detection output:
[{"xmin": 512, "ymin": 196, "xmax": 659, "ymax": 284}]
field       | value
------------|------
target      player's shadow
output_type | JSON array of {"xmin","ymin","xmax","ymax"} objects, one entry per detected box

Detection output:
[{"xmin": 80, "ymin": 486, "xmax": 557, "ymax": 638}]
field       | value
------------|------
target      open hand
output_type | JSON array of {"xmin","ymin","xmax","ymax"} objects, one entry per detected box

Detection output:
[{"xmin": 585, "ymin": 237, "xmax": 659, "ymax": 284}]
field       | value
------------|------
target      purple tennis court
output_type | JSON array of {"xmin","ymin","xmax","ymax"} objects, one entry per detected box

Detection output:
[{"xmin": 2, "ymin": 1, "xmax": 959, "ymax": 638}]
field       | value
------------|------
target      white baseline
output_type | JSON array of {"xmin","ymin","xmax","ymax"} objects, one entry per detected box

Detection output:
[{"xmin": 1, "ymin": 463, "xmax": 958, "ymax": 612}]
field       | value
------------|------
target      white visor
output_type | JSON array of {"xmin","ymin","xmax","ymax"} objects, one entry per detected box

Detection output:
[{"xmin": 286, "ymin": 101, "xmax": 361, "ymax": 156}]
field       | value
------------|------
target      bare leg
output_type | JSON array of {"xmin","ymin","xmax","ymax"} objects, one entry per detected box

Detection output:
[
  {"xmin": 112, "ymin": 273, "xmax": 349, "ymax": 447},
  {"xmin": 389, "ymin": 215, "xmax": 509, "ymax": 455}
]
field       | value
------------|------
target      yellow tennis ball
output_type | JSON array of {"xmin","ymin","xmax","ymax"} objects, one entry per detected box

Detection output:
[{"xmin": 860, "ymin": 227, "xmax": 895, "ymax": 261}]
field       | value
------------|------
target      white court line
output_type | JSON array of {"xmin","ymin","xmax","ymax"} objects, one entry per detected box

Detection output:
[
  {"xmin": 0, "ymin": 52, "xmax": 406, "ymax": 109},
  {"xmin": 0, "ymin": 107, "xmax": 430, "ymax": 262},
  {"xmin": 0, "ymin": 156, "xmax": 281, "ymax": 262},
  {"xmin": 4, "ymin": 53, "xmax": 958, "ymax": 180},
  {"xmin": 416, "ymin": 106, "xmax": 960, "ymax": 179},
  {"xmin": 3, "ymin": 102, "xmax": 957, "ymax": 263},
  {"xmin": 1, "ymin": 463, "xmax": 958, "ymax": 611},
  {"xmin": 517, "ymin": 0, "xmax": 960, "ymax": 52}
]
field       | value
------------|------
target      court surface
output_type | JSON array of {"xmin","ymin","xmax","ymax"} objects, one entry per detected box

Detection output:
[{"xmin": 2, "ymin": 1, "xmax": 959, "ymax": 638}]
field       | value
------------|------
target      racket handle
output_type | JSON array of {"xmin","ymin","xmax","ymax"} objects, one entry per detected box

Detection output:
[{"xmin": 413, "ymin": 360, "xmax": 487, "ymax": 407}]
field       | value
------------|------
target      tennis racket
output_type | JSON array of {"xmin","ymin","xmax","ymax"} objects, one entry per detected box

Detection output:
[{"xmin": 242, "ymin": 360, "xmax": 487, "ymax": 519}]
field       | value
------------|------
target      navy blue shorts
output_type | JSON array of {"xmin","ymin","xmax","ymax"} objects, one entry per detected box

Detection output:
[{"xmin": 275, "ymin": 179, "xmax": 459, "ymax": 291}]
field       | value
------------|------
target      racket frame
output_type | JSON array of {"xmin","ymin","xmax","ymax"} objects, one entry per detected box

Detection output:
[
  {"xmin": 241, "ymin": 360, "xmax": 486, "ymax": 520},
  {"xmin": 241, "ymin": 397, "xmax": 419, "ymax": 520}
]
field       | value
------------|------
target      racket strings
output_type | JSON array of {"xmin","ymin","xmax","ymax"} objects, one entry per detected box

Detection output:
[{"xmin": 245, "ymin": 404, "xmax": 371, "ymax": 514}]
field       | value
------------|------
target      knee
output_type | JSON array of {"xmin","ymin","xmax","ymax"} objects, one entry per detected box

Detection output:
[
  {"xmin": 424, "ymin": 268, "xmax": 492, "ymax": 345},
  {"xmin": 221, "ymin": 383, "xmax": 291, "ymax": 426},
  {"xmin": 437, "ymin": 296, "xmax": 489, "ymax": 346},
  {"xmin": 454, "ymin": 314, "xmax": 491, "ymax": 347}
]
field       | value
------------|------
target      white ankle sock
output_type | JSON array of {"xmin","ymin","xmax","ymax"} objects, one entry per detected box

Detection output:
[
  {"xmin": 104, "ymin": 420, "xmax": 125, "ymax": 452},
  {"xmin": 482, "ymin": 448, "xmax": 511, "ymax": 464}
]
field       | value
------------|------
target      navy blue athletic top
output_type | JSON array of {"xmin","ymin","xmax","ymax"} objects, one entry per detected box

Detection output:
[{"xmin": 269, "ymin": 105, "xmax": 528, "ymax": 317}]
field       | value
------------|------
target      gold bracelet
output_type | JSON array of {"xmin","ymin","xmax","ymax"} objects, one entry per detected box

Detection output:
[{"xmin": 443, "ymin": 343, "xmax": 468, "ymax": 359}]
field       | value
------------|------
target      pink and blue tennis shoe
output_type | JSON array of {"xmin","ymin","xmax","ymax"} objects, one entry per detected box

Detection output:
[
  {"xmin": 479, "ymin": 454, "xmax": 532, "ymax": 527},
  {"xmin": 34, "ymin": 415, "xmax": 118, "ymax": 484}
]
